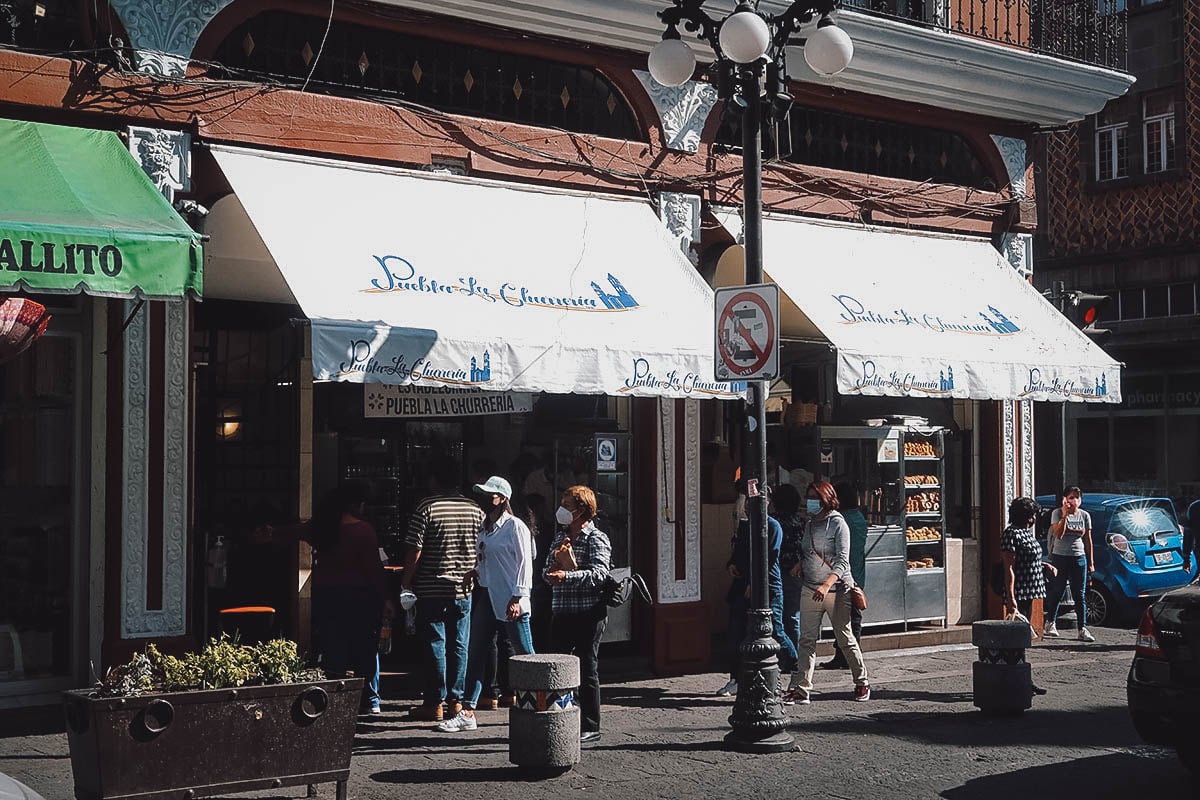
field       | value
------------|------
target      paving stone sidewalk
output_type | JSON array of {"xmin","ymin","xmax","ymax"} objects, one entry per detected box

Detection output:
[{"xmin": 1, "ymin": 626, "xmax": 1192, "ymax": 800}]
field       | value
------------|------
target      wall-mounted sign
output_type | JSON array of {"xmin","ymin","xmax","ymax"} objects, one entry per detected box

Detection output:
[
  {"xmin": 364, "ymin": 385, "xmax": 532, "ymax": 419},
  {"xmin": 596, "ymin": 436, "xmax": 618, "ymax": 472},
  {"xmin": 877, "ymin": 435, "xmax": 899, "ymax": 464},
  {"xmin": 820, "ymin": 440, "xmax": 834, "ymax": 465}
]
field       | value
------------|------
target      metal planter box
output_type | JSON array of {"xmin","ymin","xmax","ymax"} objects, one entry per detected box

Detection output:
[{"xmin": 63, "ymin": 678, "xmax": 362, "ymax": 800}]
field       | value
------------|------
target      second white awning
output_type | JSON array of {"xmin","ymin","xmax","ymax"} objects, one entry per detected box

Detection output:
[
  {"xmin": 211, "ymin": 146, "xmax": 744, "ymax": 400},
  {"xmin": 717, "ymin": 211, "xmax": 1121, "ymax": 403}
]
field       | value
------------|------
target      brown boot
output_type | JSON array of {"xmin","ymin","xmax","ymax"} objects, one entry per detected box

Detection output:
[
  {"xmin": 477, "ymin": 696, "xmax": 499, "ymax": 710},
  {"xmin": 445, "ymin": 700, "xmax": 463, "ymax": 716},
  {"xmin": 405, "ymin": 703, "xmax": 443, "ymax": 722},
  {"xmin": 498, "ymin": 694, "xmax": 517, "ymax": 708}
]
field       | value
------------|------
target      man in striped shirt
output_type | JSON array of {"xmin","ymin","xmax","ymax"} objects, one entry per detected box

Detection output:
[{"xmin": 402, "ymin": 461, "xmax": 484, "ymax": 721}]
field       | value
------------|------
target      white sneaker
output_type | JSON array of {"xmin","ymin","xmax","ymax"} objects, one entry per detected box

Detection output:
[
  {"xmin": 1077, "ymin": 627, "xmax": 1096, "ymax": 643},
  {"xmin": 1043, "ymin": 622, "xmax": 1060, "ymax": 638},
  {"xmin": 436, "ymin": 710, "xmax": 477, "ymax": 732},
  {"xmin": 715, "ymin": 679, "xmax": 737, "ymax": 697}
]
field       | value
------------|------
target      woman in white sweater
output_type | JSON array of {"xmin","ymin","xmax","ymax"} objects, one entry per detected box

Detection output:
[{"xmin": 784, "ymin": 480, "xmax": 870, "ymax": 705}]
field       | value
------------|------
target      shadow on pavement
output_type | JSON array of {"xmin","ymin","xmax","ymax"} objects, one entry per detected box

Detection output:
[
  {"xmin": 372, "ymin": 766, "xmax": 535, "ymax": 784},
  {"xmin": 868, "ymin": 689, "xmax": 975, "ymax": 704},
  {"xmin": 1035, "ymin": 642, "xmax": 1133, "ymax": 655},
  {"xmin": 940, "ymin": 752, "xmax": 1192, "ymax": 799},
  {"xmin": 0, "ymin": 707, "xmax": 63, "ymax": 739},
  {"xmin": 355, "ymin": 734, "xmax": 508, "ymax": 751},
  {"xmin": 791, "ymin": 705, "xmax": 1147, "ymax": 750},
  {"xmin": 602, "ymin": 686, "xmax": 732, "ymax": 711}
]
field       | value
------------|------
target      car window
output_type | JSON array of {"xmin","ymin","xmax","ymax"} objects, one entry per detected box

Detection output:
[{"xmin": 1109, "ymin": 501, "xmax": 1178, "ymax": 541}]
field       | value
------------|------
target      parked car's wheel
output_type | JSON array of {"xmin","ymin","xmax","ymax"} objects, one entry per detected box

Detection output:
[
  {"xmin": 1130, "ymin": 710, "xmax": 1174, "ymax": 746},
  {"xmin": 1087, "ymin": 583, "xmax": 1112, "ymax": 627}
]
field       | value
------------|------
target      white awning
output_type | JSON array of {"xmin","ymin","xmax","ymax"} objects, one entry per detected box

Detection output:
[
  {"xmin": 716, "ymin": 211, "xmax": 1121, "ymax": 403},
  {"xmin": 210, "ymin": 146, "xmax": 743, "ymax": 400}
]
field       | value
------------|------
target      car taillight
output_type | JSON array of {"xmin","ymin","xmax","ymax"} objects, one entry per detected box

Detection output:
[
  {"xmin": 1135, "ymin": 607, "xmax": 1165, "ymax": 660},
  {"xmin": 1108, "ymin": 533, "xmax": 1138, "ymax": 564}
]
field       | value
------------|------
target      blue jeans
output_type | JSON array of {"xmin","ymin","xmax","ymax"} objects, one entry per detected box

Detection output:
[
  {"xmin": 366, "ymin": 653, "xmax": 381, "ymax": 710},
  {"xmin": 464, "ymin": 587, "xmax": 534, "ymax": 709},
  {"xmin": 416, "ymin": 596, "xmax": 472, "ymax": 706},
  {"xmin": 1045, "ymin": 553, "xmax": 1088, "ymax": 626},
  {"xmin": 771, "ymin": 586, "xmax": 798, "ymax": 673}
]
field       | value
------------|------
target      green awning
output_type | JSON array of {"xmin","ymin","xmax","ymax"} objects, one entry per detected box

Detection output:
[{"xmin": 0, "ymin": 119, "xmax": 202, "ymax": 299}]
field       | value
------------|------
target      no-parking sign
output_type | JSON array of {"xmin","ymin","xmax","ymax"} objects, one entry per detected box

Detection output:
[{"xmin": 715, "ymin": 284, "xmax": 779, "ymax": 381}]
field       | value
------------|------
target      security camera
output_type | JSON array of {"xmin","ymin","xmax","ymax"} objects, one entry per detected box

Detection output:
[{"xmin": 174, "ymin": 199, "xmax": 209, "ymax": 218}]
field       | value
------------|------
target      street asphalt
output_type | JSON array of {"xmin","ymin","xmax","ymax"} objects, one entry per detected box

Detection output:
[{"xmin": 0, "ymin": 625, "xmax": 1193, "ymax": 799}]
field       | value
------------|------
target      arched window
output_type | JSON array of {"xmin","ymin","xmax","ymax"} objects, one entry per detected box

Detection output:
[
  {"xmin": 717, "ymin": 105, "xmax": 994, "ymax": 190},
  {"xmin": 209, "ymin": 10, "xmax": 640, "ymax": 140}
]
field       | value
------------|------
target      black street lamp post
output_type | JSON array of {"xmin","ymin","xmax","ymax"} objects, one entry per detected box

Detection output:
[{"xmin": 648, "ymin": 0, "xmax": 853, "ymax": 753}]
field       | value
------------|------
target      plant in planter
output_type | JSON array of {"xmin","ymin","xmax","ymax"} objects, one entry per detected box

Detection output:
[{"xmin": 65, "ymin": 635, "xmax": 362, "ymax": 800}]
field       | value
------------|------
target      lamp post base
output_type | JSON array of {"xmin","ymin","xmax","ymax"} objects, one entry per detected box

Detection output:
[{"xmin": 725, "ymin": 609, "xmax": 795, "ymax": 753}]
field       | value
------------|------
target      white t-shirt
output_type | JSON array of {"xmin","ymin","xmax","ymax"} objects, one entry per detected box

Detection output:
[
  {"xmin": 475, "ymin": 511, "xmax": 534, "ymax": 621},
  {"xmin": 1050, "ymin": 508, "xmax": 1092, "ymax": 558}
]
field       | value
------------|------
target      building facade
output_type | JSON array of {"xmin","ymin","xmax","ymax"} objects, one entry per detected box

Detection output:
[
  {"xmin": 1, "ymin": 0, "xmax": 1131, "ymax": 706},
  {"xmin": 1036, "ymin": 0, "xmax": 1198, "ymax": 507}
]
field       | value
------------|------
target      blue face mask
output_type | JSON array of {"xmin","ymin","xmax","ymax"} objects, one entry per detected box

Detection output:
[{"xmin": 806, "ymin": 499, "xmax": 822, "ymax": 515}]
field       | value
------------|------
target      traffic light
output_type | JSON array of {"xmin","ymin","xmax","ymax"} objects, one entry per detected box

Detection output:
[{"xmin": 1066, "ymin": 290, "xmax": 1112, "ymax": 343}]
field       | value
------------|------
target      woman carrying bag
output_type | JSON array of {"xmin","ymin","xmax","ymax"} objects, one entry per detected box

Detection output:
[{"xmin": 784, "ymin": 480, "xmax": 870, "ymax": 705}]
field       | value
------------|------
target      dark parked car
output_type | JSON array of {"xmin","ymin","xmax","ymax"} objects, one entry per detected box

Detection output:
[
  {"xmin": 1127, "ymin": 582, "xmax": 1200, "ymax": 773},
  {"xmin": 1035, "ymin": 493, "xmax": 1197, "ymax": 626}
]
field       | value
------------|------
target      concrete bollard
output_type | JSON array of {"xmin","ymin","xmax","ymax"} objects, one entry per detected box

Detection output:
[
  {"xmin": 971, "ymin": 620, "xmax": 1033, "ymax": 715},
  {"xmin": 508, "ymin": 654, "xmax": 581, "ymax": 776}
]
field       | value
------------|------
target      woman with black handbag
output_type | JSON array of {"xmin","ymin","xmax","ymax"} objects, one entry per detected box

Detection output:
[{"xmin": 784, "ymin": 480, "xmax": 870, "ymax": 705}]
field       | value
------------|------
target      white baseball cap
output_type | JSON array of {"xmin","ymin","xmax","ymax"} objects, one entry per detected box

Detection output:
[{"xmin": 473, "ymin": 475, "xmax": 512, "ymax": 499}]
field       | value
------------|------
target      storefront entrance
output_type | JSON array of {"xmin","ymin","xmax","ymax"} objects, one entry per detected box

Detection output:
[{"xmin": 0, "ymin": 297, "xmax": 90, "ymax": 703}]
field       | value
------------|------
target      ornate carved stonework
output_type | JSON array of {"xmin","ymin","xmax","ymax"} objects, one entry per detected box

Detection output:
[
  {"xmin": 122, "ymin": 301, "xmax": 189, "ymax": 638},
  {"xmin": 1020, "ymin": 400, "xmax": 1035, "ymax": 497},
  {"xmin": 659, "ymin": 192, "xmax": 701, "ymax": 266},
  {"xmin": 1002, "ymin": 401, "xmax": 1017, "ymax": 508},
  {"xmin": 990, "ymin": 134, "xmax": 1028, "ymax": 200},
  {"xmin": 110, "ymin": 0, "xmax": 234, "ymax": 77},
  {"xmin": 635, "ymin": 70, "xmax": 718, "ymax": 154},
  {"xmin": 128, "ymin": 127, "xmax": 191, "ymax": 202},
  {"xmin": 1000, "ymin": 232, "xmax": 1034, "ymax": 279},
  {"xmin": 657, "ymin": 399, "xmax": 702, "ymax": 604}
]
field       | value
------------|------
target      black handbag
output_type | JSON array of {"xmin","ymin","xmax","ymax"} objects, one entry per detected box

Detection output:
[{"xmin": 599, "ymin": 573, "xmax": 653, "ymax": 608}]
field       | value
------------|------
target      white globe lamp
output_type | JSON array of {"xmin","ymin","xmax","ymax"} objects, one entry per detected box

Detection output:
[
  {"xmin": 718, "ymin": 10, "xmax": 771, "ymax": 65},
  {"xmin": 647, "ymin": 38, "xmax": 697, "ymax": 87},
  {"xmin": 804, "ymin": 20, "xmax": 853, "ymax": 76}
]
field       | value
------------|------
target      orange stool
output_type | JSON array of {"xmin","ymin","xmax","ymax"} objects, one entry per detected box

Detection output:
[{"xmin": 218, "ymin": 606, "xmax": 276, "ymax": 644}]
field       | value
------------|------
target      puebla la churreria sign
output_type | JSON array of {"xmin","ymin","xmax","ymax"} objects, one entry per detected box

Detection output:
[{"xmin": 0, "ymin": 237, "xmax": 124, "ymax": 277}]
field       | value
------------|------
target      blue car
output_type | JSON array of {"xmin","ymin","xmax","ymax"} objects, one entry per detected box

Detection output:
[{"xmin": 1035, "ymin": 493, "xmax": 1199, "ymax": 626}]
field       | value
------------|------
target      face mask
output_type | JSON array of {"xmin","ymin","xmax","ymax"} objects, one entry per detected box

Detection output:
[
  {"xmin": 806, "ymin": 499, "xmax": 823, "ymax": 515},
  {"xmin": 555, "ymin": 505, "xmax": 574, "ymax": 526}
]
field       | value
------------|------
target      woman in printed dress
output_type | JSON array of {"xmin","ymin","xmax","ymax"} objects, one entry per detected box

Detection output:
[{"xmin": 1000, "ymin": 495, "xmax": 1058, "ymax": 696}]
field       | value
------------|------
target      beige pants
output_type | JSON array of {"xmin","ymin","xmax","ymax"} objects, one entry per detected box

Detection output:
[{"xmin": 791, "ymin": 587, "xmax": 868, "ymax": 699}]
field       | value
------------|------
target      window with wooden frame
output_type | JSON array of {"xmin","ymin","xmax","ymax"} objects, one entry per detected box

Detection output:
[{"xmin": 1143, "ymin": 91, "xmax": 1177, "ymax": 174}]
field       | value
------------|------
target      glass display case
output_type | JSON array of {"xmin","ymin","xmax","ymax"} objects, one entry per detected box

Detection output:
[{"xmin": 812, "ymin": 426, "xmax": 947, "ymax": 630}]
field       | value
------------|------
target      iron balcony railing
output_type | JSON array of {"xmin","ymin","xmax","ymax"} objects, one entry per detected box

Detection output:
[{"xmin": 842, "ymin": 0, "xmax": 1128, "ymax": 71}]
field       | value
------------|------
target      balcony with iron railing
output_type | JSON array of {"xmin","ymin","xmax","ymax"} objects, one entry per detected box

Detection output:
[{"xmin": 843, "ymin": 0, "xmax": 1127, "ymax": 70}]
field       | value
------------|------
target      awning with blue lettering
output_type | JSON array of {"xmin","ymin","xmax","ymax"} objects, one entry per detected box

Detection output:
[
  {"xmin": 209, "ymin": 146, "xmax": 743, "ymax": 400},
  {"xmin": 716, "ymin": 211, "xmax": 1121, "ymax": 403}
]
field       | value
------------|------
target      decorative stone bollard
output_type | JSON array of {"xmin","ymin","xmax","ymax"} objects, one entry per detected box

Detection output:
[
  {"xmin": 508, "ymin": 654, "xmax": 581, "ymax": 776},
  {"xmin": 972, "ymin": 620, "xmax": 1033, "ymax": 715}
]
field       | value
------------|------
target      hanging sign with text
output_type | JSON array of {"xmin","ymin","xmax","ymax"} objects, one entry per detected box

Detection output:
[{"xmin": 364, "ymin": 385, "xmax": 533, "ymax": 418}]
